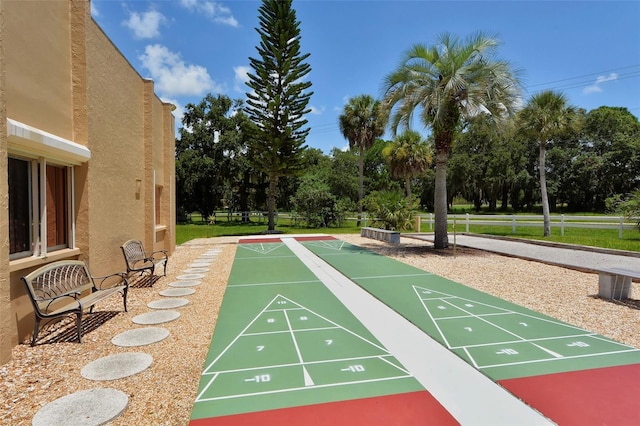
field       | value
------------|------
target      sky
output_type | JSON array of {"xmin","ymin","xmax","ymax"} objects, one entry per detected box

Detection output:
[{"xmin": 91, "ymin": 0, "xmax": 640, "ymax": 154}]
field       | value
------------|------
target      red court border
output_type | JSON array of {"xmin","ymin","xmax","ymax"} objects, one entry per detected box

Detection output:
[
  {"xmin": 238, "ymin": 237, "xmax": 282, "ymax": 244},
  {"xmin": 499, "ymin": 364, "xmax": 640, "ymax": 425},
  {"xmin": 190, "ymin": 391, "xmax": 458, "ymax": 426}
]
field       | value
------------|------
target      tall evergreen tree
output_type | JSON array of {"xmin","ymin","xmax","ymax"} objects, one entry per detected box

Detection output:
[{"xmin": 245, "ymin": 0, "xmax": 313, "ymax": 231}]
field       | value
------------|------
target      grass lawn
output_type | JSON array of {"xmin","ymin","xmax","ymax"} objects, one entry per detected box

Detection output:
[{"xmin": 176, "ymin": 215, "xmax": 639, "ymax": 253}]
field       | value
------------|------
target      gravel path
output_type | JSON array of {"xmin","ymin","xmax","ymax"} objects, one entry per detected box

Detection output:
[{"xmin": 1, "ymin": 234, "xmax": 638, "ymax": 425}]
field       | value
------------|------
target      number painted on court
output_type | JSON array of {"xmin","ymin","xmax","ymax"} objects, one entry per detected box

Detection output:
[
  {"xmin": 341, "ymin": 365, "xmax": 365, "ymax": 373},
  {"xmin": 245, "ymin": 374, "xmax": 271, "ymax": 383}
]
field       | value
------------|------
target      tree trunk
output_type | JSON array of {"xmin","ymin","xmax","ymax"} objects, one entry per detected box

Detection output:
[
  {"xmin": 357, "ymin": 145, "xmax": 364, "ymax": 227},
  {"xmin": 434, "ymin": 150, "xmax": 449, "ymax": 249},
  {"xmin": 538, "ymin": 141, "xmax": 551, "ymax": 236},
  {"xmin": 267, "ymin": 175, "xmax": 278, "ymax": 231}
]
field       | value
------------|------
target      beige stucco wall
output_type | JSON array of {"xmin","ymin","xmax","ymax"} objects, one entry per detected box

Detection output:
[
  {"xmin": 4, "ymin": 0, "xmax": 74, "ymax": 140},
  {"xmin": 1, "ymin": 0, "xmax": 176, "ymax": 363},
  {"xmin": 0, "ymin": 0, "xmax": 11, "ymax": 365}
]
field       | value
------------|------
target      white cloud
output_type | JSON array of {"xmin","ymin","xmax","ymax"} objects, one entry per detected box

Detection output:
[
  {"xmin": 309, "ymin": 105, "xmax": 325, "ymax": 115},
  {"xmin": 583, "ymin": 72, "xmax": 618, "ymax": 94},
  {"xmin": 233, "ymin": 66, "xmax": 251, "ymax": 92},
  {"xmin": 91, "ymin": 2, "xmax": 100, "ymax": 18},
  {"xmin": 180, "ymin": 0, "xmax": 238, "ymax": 27},
  {"xmin": 139, "ymin": 44, "xmax": 222, "ymax": 97},
  {"xmin": 123, "ymin": 9, "xmax": 167, "ymax": 39}
]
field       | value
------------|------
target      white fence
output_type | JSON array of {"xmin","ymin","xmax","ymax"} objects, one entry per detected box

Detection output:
[{"xmin": 416, "ymin": 214, "xmax": 638, "ymax": 238}]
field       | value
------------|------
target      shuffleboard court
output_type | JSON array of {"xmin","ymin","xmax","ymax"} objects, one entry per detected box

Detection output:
[
  {"xmin": 190, "ymin": 239, "xmax": 456, "ymax": 424},
  {"xmin": 302, "ymin": 237, "xmax": 640, "ymax": 424}
]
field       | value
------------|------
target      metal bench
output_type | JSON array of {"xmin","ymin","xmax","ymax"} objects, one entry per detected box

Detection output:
[
  {"xmin": 361, "ymin": 227, "xmax": 401, "ymax": 244},
  {"xmin": 21, "ymin": 260, "xmax": 128, "ymax": 346},
  {"xmin": 120, "ymin": 239, "xmax": 168, "ymax": 280},
  {"xmin": 597, "ymin": 267, "xmax": 640, "ymax": 300}
]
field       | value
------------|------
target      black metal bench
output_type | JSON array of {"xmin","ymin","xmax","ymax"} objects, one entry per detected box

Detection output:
[
  {"xmin": 21, "ymin": 260, "xmax": 128, "ymax": 346},
  {"xmin": 120, "ymin": 239, "xmax": 168, "ymax": 280}
]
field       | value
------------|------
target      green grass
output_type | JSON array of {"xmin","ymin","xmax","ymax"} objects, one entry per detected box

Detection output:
[{"xmin": 177, "ymin": 213, "xmax": 640, "ymax": 252}]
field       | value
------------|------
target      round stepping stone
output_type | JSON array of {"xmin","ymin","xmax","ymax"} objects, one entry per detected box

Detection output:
[
  {"xmin": 147, "ymin": 298, "xmax": 189, "ymax": 309},
  {"xmin": 183, "ymin": 267, "xmax": 209, "ymax": 273},
  {"xmin": 111, "ymin": 327, "xmax": 170, "ymax": 347},
  {"xmin": 81, "ymin": 352, "xmax": 153, "ymax": 381},
  {"xmin": 176, "ymin": 273, "xmax": 205, "ymax": 280},
  {"xmin": 159, "ymin": 287, "xmax": 196, "ymax": 297},
  {"xmin": 199, "ymin": 253, "xmax": 218, "ymax": 258},
  {"xmin": 132, "ymin": 310, "xmax": 181, "ymax": 325},
  {"xmin": 195, "ymin": 258, "xmax": 215, "ymax": 263},
  {"xmin": 32, "ymin": 388, "xmax": 128, "ymax": 426},
  {"xmin": 168, "ymin": 280, "xmax": 201, "ymax": 288},
  {"xmin": 189, "ymin": 262, "xmax": 211, "ymax": 268}
]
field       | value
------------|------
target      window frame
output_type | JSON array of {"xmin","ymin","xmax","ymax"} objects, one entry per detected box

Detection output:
[{"xmin": 9, "ymin": 155, "xmax": 75, "ymax": 260}]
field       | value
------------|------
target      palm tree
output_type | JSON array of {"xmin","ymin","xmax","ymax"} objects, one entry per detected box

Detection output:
[
  {"xmin": 338, "ymin": 95, "xmax": 387, "ymax": 226},
  {"xmin": 382, "ymin": 130, "xmax": 431, "ymax": 200},
  {"xmin": 518, "ymin": 91, "xmax": 577, "ymax": 236},
  {"xmin": 383, "ymin": 32, "xmax": 521, "ymax": 249}
]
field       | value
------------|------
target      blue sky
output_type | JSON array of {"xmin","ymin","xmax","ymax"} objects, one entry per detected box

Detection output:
[{"xmin": 92, "ymin": 0, "xmax": 640, "ymax": 154}]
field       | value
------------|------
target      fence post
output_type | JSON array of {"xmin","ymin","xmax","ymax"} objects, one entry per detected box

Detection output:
[
  {"xmin": 415, "ymin": 215, "xmax": 421, "ymax": 232},
  {"xmin": 466, "ymin": 213, "xmax": 470, "ymax": 233},
  {"xmin": 363, "ymin": 212, "xmax": 367, "ymax": 227},
  {"xmin": 561, "ymin": 214, "xmax": 565, "ymax": 237},
  {"xmin": 430, "ymin": 213, "xmax": 433, "ymax": 230},
  {"xmin": 512, "ymin": 215, "xmax": 516, "ymax": 234},
  {"xmin": 619, "ymin": 216, "xmax": 623, "ymax": 239}
]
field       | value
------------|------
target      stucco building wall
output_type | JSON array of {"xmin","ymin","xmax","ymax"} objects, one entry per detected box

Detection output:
[{"xmin": 0, "ymin": 0, "xmax": 176, "ymax": 364}]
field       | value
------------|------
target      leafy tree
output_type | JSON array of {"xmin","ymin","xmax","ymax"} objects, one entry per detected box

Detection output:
[
  {"xmin": 176, "ymin": 94, "xmax": 250, "ymax": 220},
  {"xmin": 338, "ymin": 95, "xmax": 387, "ymax": 226},
  {"xmin": 382, "ymin": 130, "xmax": 432, "ymax": 200},
  {"xmin": 383, "ymin": 32, "xmax": 521, "ymax": 248},
  {"xmin": 290, "ymin": 172, "xmax": 352, "ymax": 228},
  {"xmin": 607, "ymin": 189, "xmax": 640, "ymax": 231},
  {"xmin": 328, "ymin": 148, "xmax": 359, "ymax": 204},
  {"xmin": 518, "ymin": 91, "xmax": 578, "ymax": 235},
  {"xmin": 244, "ymin": 0, "xmax": 313, "ymax": 231}
]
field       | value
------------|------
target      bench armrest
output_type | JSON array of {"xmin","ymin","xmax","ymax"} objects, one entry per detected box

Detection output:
[
  {"xmin": 92, "ymin": 272, "xmax": 129, "ymax": 290},
  {"xmin": 42, "ymin": 293, "xmax": 81, "ymax": 313},
  {"xmin": 146, "ymin": 249, "xmax": 168, "ymax": 261}
]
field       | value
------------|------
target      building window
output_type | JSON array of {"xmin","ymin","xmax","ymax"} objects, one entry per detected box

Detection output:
[
  {"xmin": 9, "ymin": 157, "xmax": 71, "ymax": 259},
  {"xmin": 8, "ymin": 158, "xmax": 31, "ymax": 256}
]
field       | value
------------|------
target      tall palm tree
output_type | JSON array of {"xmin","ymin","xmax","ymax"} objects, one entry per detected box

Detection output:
[
  {"xmin": 382, "ymin": 130, "xmax": 431, "ymax": 200},
  {"xmin": 518, "ymin": 91, "xmax": 577, "ymax": 236},
  {"xmin": 383, "ymin": 32, "xmax": 521, "ymax": 249},
  {"xmin": 338, "ymin": 95, "xmax": 386, "ymax": 226}
]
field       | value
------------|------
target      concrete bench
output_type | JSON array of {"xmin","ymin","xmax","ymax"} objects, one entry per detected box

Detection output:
[
  {"xmin": 597, "ymin": 267, "xmax": 640, "ymax": 300},
  {"xmin": 361, "ymin": 227, "xmax": 400, "ymax": 244},
  {"xmin": 22, "ymin": 260, "xmax": 128, "ymax": 346}
]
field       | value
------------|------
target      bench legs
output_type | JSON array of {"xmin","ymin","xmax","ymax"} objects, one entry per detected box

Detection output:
[
  {"xmin": 31, "ymin": 318, "xmax": 41, "ymax": 347},
  {"xmin": 598, "ymin": 273, "xmax": 632, "ymax": 300}
]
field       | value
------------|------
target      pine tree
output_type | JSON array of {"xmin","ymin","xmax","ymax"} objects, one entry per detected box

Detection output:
[{"xmin": 245, "ymin": 0, "xmax": 313, "ymax": 231}]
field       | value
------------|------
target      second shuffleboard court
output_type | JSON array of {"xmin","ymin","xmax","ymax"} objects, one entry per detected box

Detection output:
[
  {"xmin": 302, "ymin": 239, "xmax": 640, "ymax": 381},
  {"xmin": 190, "ymin": 239, "xmax": 455, "ymax": 424}
]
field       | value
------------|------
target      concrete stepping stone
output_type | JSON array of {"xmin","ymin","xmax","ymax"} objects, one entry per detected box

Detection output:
[
  {"xmin": 159, "ymin": 287, "xmax": 196, "ymax": 297},
  {"xmin": 198, "ymin": 253, "xmax": 218, "ymax": 258},
  {"xmin": 195, "ymin": 258, "xmax": 215, "ymax": 263},
  {"xmin": 32, "ymin": 388, "xmax": 128, "ymax": 426},
  {"xmin": 132, "ymin": 310, "xmax": 180, "ymax": 325},
  {"xmin": 183, "ymin": 267, "xmax": 209, "ymax": 273},
  {"xmin": 81, "ymin": 353, "xmax": 153, "ymax": 381},
  {"xmin": 147, "ymin": 298, "xmax": 189, "ymax": 309},
  {"xmin": 189, "ymin": 262, "xmax": 212, "ymax": 268},
  {"xmin": 169, "ymin": 280, "xmax": 201, "ymax": 288},
  {"xmin": 111, "ymin": 327, "xmax": 170, "ymax": 347},
  {"xmin": 176, "ymin": 273, "xmax": 205, "ymax": 280}
]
